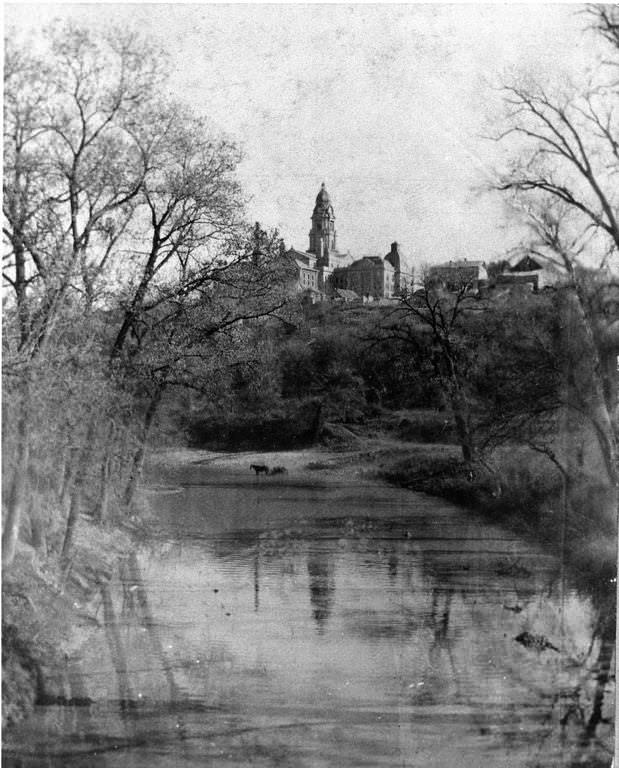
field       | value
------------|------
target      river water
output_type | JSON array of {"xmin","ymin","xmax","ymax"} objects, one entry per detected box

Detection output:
[{"xmin": 4, "ymin": 462, "xmax": 616, "ymax": 767}]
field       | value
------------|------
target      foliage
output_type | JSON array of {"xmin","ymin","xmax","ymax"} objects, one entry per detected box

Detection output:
[{"xmin": 2, "ymin": 24, "xmax": 294, "ymax": 569}]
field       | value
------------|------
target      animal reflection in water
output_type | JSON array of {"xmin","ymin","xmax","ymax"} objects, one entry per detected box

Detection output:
[
  {"xmin": 307, "ymin": 550, "xmax": 336, "ymax": 634},
  {"xmin": 514, "ymin": 631, "xmax": 560, "ymax": 653},
  {"xmin": 250, "ymin": 464, "xmax": 288, "ymax": 476}
]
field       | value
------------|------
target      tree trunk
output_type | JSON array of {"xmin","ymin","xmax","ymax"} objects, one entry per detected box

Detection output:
[
  {"xmin": 14, "ymin": 237, "xmax": 30, "ymax": 350},
  {"xmin": 94, "ymin": 421, "xmax": 116, "ymax": 523},
  {"xmin": 60, "ymin": 420, "xmax": 98, "ymax": 565},
  {"xmin": 110, "ymin": 244, "xmax": 160, "ymax": 360},
  {"xmin": 567, "ymin": 291, "xmax": 617, "ymax": 529},
  {"xmin": 60, "ymin": 482, "xmax": 82, "ymax": 567},
  {"xmin": 123, "ymin": 386, "xmax": 164, "ymax": 508},
  {"xmin": 28, "ymin": 505, "xmax": 47, "ymax": 555},
  {"xmin": 311, "ymin": 400, "xmax": 324, "ymax": 443},
  {"xmin": 450, "ymin": 385, "xmax": 474, "ymax": 463},
  {"xmin": 2, "ymin": 387, "xmax": 30, "ymax": 568},
  {"xmin": 59, "ymin": 446, "xmax": 80, "ymax": 509},
  {"xmin": 95, "ymin": 466, "xmax": 111, "ymax": 525}
]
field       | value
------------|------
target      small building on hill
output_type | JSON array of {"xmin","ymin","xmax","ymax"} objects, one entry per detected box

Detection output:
[
  {"xmin": 333, "ymin": 288, "xmax": 360, "ymax": 302},
  {"xmin": 287, "ymin": 247, "xmax": 320, "ymax": 292},
  {"xmin": 427, "ymin": 260, "xmax": 487, "ymax": 292},
  {"xmin": 496, "ymin": 254, "xmax": 564, "ymax": 291}
]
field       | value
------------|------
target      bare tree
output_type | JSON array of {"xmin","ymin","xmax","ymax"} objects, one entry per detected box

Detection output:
[
  {"xmin": 491, "ymin": 9, "xmax": 618, "ymax": 529},
  {"xmin": 2, "ymin": 25, "xmax": 168, "ymax": 567},
  {"xmin": 116, "ymin": 223, "xmax": 293, "ymax": 508},
  {"xmin": 3, "ymin": 26, "xmax": 164, "ymax": 354},
  {"xmin": 110, "ymin": 106, "xmax": 244, "ymax": 359},
  {"xmin": 585, "ymin": 4, "xmax": 619, "ymax": 55},
  {"xmin": 387, "ymin": 270, "xmax": 484, "ymax": 463},
  {"xmin": 2, "ymin": 24, "xmax": 291, "ymax": 568}
]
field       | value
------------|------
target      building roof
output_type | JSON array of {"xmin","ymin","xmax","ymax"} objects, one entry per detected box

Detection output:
[
  {"xmin": 507, "ymin": 253, "xmax": 565, "ymax": 276},
  {"xmin": 431, "ymin": 259, "xmax": 485, "ymax": 270},
  {"xmin": 349, "ymin": 256, "xmax": 394, "ymax": 271},
  {"xmin": 294, "ymin": 259, "xmax": 318, "ymax": 272},
  {"xmin": 510, "ymin": 255, "xmax": 544, "ymax": 272},
  {"xmin": 286, "ymin": 247, "xmax": 317, "ymax": 266},
  {"xmin": 334, "ymin": 288, "xmax": 360, "ymax": 301}
]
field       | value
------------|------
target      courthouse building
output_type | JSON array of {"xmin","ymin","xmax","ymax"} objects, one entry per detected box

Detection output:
[{"xmin": 285, "ymin": 184, "xmax": 413, "ymax": 301}]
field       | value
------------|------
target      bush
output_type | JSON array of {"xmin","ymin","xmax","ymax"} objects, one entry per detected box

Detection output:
[
  {"xmin": 186, "ymin": 399, "xmax": 323, "ymax": 450},
  {"xmin": 394, "ymin": 411, "xmax": 457, "ymax": 443},
  {"xmin": 2, "ymin": 624, "xmax": 39, "ymax": 729}
]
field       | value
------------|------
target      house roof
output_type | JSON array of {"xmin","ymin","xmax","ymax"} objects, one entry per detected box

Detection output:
[
  {"xmin": 510, "ymin": 255, "xmax": 544, "ymax": 272},
  {"xmin": 431, "ymin": 259, "xmax": 485, "ymax": 270},
  {"xmin": 286, "ymin": 247, "xmax": 314, "ymax": 259}
]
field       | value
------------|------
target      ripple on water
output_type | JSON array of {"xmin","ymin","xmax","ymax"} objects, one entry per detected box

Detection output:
[{"xmin": 4, "ymin": 478, "xmax": 614, "ymax": 767}]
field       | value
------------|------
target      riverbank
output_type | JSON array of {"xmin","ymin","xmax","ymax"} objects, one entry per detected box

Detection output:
[
  {"xmin": 148, "ymin": 441, "xmax": 616, "ymax": 586},
  {"xmin": 2, "ymin": 518, "xmax": 134, "ymax": 729},
  {"xmin": 143, "ymin": 441, "xmax": 460, "ymax": 493},
  {"xmin": 4, "ymin": 438, "xmax": 614, "ymax": 734},
  {"xmin": 7, "ymin": 448, "xmax": 613, "ymax": 768},
  {"xmin": 376, "ymin": 447, "xmax": 617, "ymax": 588}
]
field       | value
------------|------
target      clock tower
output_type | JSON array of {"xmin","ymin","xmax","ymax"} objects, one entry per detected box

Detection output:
[{"xmin": 308, "ymin": 183, "xmax": 337, "ymax": 265}]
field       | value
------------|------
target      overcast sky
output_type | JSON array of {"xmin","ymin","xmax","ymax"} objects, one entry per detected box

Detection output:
[{"xmin": 5, "ymin": 3, "xmax": 601, "ymax": 266}]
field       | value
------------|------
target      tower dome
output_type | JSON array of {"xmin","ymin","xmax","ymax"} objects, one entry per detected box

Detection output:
[{"xmin": 315, "ymin": 182, "xmax": 330, "ymax": 207}]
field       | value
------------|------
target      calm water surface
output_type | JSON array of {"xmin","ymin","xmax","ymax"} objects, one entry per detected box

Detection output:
[{"xmin": 4, "ymin": 463, "xmax": 615, "ymax": 767}]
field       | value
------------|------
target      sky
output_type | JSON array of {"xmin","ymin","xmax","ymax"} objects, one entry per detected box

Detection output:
[{"xmin": 4, "ymin": 3, "xmax": 602, "ymax": 268}]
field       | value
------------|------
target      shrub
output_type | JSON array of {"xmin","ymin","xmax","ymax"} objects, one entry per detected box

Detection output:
[{"xmin": 186, "ymin": 399, "xmax": 323, "ymax": 450}]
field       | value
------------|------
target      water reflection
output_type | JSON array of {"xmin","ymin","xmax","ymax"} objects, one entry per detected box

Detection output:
[
  {"xmin": 119, "ymin": 551, "xmax": 180, "ymax": 705},
  {"xmin": 3, "ymin": 473, "xmax": 615, "ymax": 768},
  {"xmin": 307, "ymin": 549, "xmax": 336, "ymax": 634},
  {"xmin": 101, "ymin": 582, "xmax": 136, "ymax": 706}
]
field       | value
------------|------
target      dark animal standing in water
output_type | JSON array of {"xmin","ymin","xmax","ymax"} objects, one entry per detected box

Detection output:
[
  {"xmin": 250, "ymin": 464, "xmax": 269, "ymax": 475},
  {"xmin": 269, "ymin": 466, "xmax": 288, "ymax": 475},
  {"xmin": 503, "ymin": 604, "xmax": 523, "ymax": 613},
  {"xmin": 515, "ymin": 631, "xmax": 560, "ymax": 652}
]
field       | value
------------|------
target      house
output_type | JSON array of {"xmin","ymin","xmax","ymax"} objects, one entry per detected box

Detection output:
[
  {"xmin": 286, "ymin": 247, "xmax": 320, "ymax": 292},
  {"xmin": 427, "ymin": 260, "xmax": 487, "ymax": 292},
  {"xmin": 496, "ymin": 254, "xmax": 564, "ymax": 291}
]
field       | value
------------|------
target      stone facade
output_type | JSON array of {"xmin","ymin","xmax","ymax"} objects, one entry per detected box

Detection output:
[
  {"xmin": 286, "ymin": 184, "xmax": 412, "ymax": 300},
  {"xmin": 332, "ymin": 256, "xmax": 396, "ymax": 298}
]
